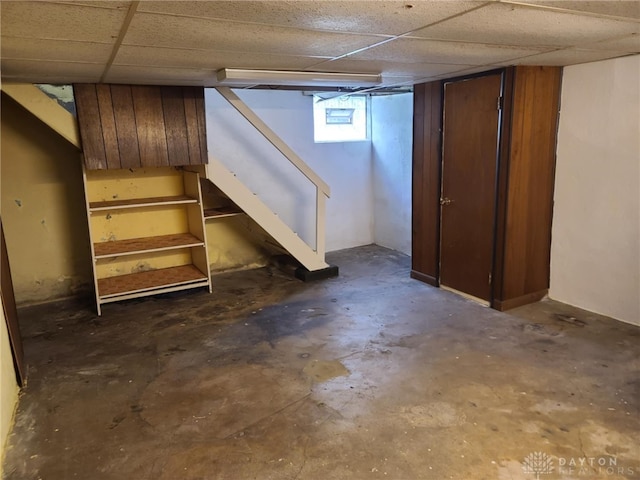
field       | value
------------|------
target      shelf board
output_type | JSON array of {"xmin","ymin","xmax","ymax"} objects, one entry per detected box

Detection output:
[
  {"xmin": 98, "ymin": 264, "xmax": 208, "ymax": 299},
  {"xmin": 89, "ymin": 195, "xmax": 198, "ymax": 212},
  {"xmin": 203, "ymin": 205, "xmax": 243, "ymax": 219},
  {"xmin": 94, "ymin": 233, "xmax": 204, "ymax": 258}
]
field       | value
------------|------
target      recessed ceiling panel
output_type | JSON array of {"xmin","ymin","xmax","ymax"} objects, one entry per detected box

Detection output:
[
  {"xmin": 1, "ymin": 37, "xmax": 114, "ymax": 63},
  {"xmin": 0, "ymin": 1, "xmax": 128, "ymax": 43},
  {"xmin": 348, "ymin": 37, "xmax": 547, "ymax": 66},
  {"xmin": 514, "ymin": 48, "xmax": 635, "ymax": 65},
  {"xmin": 54, "ymin": 1, "xmax": 132, "ymax": 9},
  {"xmin": 137, "ymin": 1, "xmax": 482, "ymax": 35},
  {"xmin": 410, "ymin": 2, "xmax": 640, "ymax": 48},
  {"xmin": 123, "ymin": 13, "xmax": 386, "ymax": 57},
  {"xmin": 312, "ymin": 57, "xmax": 477, "ymax": 78},
  {"xmin": 1, "ymin": 59, "xmax": 103, "ymax": 81},
  {"xmin": 113, "ymin": 45, "xmax": 327, "ymax": 70},
  {"xmin": 516, "ymin": 0, "xmax": 640, "ymax": 20},
  {"xmin": 104, "ymin": 65, "xmax": 213, "ymax": 85},
  {"xmin": 0, "ymin": 0, "xmax": 637, "ymax": 85},
  {"xmin": 433, "ymin": 65, "xmax": 497, "ymax": 80},
  {"xmin": 583, "ymin": 34, "xmax": 640, "ymax": 52}
]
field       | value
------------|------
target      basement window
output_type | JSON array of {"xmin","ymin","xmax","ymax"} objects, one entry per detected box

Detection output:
[
  {"xmin": 313, "ymin": 94, "xmax": 369, "ymax": 143},
  {"xmin": 325, "ymin": 108, "xmax": 354, "ymax": 125}
]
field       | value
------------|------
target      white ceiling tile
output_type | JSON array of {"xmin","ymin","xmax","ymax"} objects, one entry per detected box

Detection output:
[
  {"xmin": 123, "ymin": 13, "xmax": 386, "ymax": 57},
  {"xmin": 514, "ymin": 1, "xmax": 640, "ymax": 20},
  {"xmin": 113, "ymin": 45, "xmax": 327, "ymax": 70},
  {"xmin": 1, "ymin": 0, "xmax": 637, "ymax": 85},
  {"xmin": 433, "ymin": 65, "xmax": 498, "ymax": 80},
  {"xmin": 410, "ymin": 2, "xmax": 640, "ymax": 48},
  {"xmin": 50, "ymin": 1, "xmax": 132, "ymax": 9},
  {"xmin": 2, "ymin": 74, "xmax": 101, "ymax": 84},
  {"xmin": 137, "ymin": 1, "xmax": 482, "ymax": 35},
  {"xmin": 104, "ymin": 65, "xmax": 213, "ymax": 85},
  {"xmin": 348, "ymin": 38, "xmax": 547, "ymax": 65},
  {"xmin": 582, "ymin": 34, "xmax": 640, "ymax": 52},
  {"xmin": 513, "ymin": 48, "xmax": 635, "ymax": 66},
  {"xmin": 1, "ymin": 59, "xmax": 104, "ymax": 81},
  {"xmin": 1, "ymin": 37, "xmax": 113, "ymax": 63},
  {"xmin": 0, "ymin": 1, "xmax": 128, "ymax": 43},
  {"xmin": 312, "ymin": 57, "xmax": 477, "ymax": 78}
]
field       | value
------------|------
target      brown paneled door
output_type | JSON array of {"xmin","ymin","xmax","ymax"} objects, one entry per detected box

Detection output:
[{"xmin": 440, "ymin": 73, "xmax": 502, "ymax": 302}]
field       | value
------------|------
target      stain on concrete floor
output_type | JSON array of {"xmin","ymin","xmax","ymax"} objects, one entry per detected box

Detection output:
[
  {"xmin": 2, "ymin": 245, "xmax": 639, "ymax": 479},
  {"xmin": 303, "ymin": 359, "xmax": 350, "ymax": 382}
]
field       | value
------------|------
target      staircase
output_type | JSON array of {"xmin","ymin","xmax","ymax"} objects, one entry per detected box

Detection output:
[
  {"xmin": 3, "ymin": 82, "xmax": 336, "ymax": 280},
  {"xmin": 202, "ymin": 87, "xmax": 334, "ymax": 276}
]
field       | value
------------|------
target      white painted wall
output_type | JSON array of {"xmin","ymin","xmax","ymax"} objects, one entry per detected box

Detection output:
[
  {"xmin": 371, "ymin": 93, "xmax": 414, "ymax": 255},
  {"xmin": 550, "ymin": 55, "xmax": 640, "ymax": 325},
  {"xmin": 205, "ymin": 89, "xmax": 374, "ymax": 253}
]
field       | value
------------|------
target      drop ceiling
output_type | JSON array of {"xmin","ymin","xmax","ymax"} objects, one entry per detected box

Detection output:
[{"xmin": 1, "ymin": 0, "xmax": 638, "ymax": 88}]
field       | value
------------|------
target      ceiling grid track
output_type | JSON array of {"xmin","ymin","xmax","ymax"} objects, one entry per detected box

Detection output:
[{"xmin": 99, "ymin": 0, "xmax": 139, "ymax": 83}]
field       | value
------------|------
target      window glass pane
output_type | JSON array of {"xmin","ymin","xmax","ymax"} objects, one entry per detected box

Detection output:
[{"xmin": 313, "ymin": 95, "xmax": 368, "ymax": 143}]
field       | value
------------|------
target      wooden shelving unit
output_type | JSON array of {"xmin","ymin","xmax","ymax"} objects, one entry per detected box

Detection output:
[
  {"xmin": 93, "ymin": 232, "xmax": 205, "ymax": 258},
  {"xmin": 199, "ymin": 176, "xmax": 245, "ymax": 222},
  {"xmin": 89, "ymin": 195, "xmax": 197, "ymax": 211},
  {"xmin": 203, "ymin": 205, "xmax": 243, "ymax": 220},
  {"xmin": 84, "ymin": 168, "xmax": 212, "ymax": 315},
  {"xmin": 97, "ymin": 265, "xmax": 208, "ymax": 299}
]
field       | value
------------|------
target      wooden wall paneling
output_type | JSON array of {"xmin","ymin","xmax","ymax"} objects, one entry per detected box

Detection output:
[
  {"xmin": 76, "ymin": 84, "xmax": 208, "ymax": 169},
  {"xmin": 184, "ymin": 89, "xmax": 201, "ymax": 165},
  {"xmin": 95, "ymin": 85, "xmax": 121, "ymax": 169},
  {"xmin": 110, "ymin": 85, "xmax": 141, "ymax": 169},
  {"xmin": 194, "ymin": 88, "xmax": 209, "ymax": 164},
  {"xmin": 498, "ymin": 66, "xmax": 562, "ymax": 308},
  {"xmin": 74, "ymin": 84, "xmax": 107, "ymax": 170},
  {"xmin": 492, "ymin": 68, "xmax": 514, "ymax": 304},
  {"xmin": 411, "ymin": 68, "xmax": 561, "ymax": 311},
  {"xmin": 161, "ymin": 87, "xmax": 191, "ymax": 166},
  {"xmin": 411, "ymin": 81, "xmax": 442, "ymax": 286},
  {"xmin": 183, "ymin": 89, "xmax": 204, "ymax": 165},
  {"xmin": 131, "ymin": 86, "xmax": 170, "ymax": 167}
]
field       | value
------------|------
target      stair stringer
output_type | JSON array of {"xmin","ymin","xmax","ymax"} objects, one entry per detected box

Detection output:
[
  {"xmin": 205, "ymin": 158, "xmax": 329, "ymax": 272},
  {"xmin": 2, "ymin": 83, "xmax": 80, "ymax": 148}
]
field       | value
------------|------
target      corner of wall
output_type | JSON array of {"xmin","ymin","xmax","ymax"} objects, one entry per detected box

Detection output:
[
  {"xmin": 0, "ymin": 303, "xmax": 20, "ymax": 475},
  {"xmin": 1, "ymin": 92, "xmax": 93, "ymax": 305}
]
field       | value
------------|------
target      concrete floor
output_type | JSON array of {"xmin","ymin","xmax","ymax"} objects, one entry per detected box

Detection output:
[{"xmin": 2, "ymin": 245, "xmax": 639, "ymax": 479}]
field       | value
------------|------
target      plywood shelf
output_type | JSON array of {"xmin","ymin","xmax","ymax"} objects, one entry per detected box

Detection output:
[
  {"xmin": 98, "ymin": 264, "xmax": 208, "ymax": 299},
  {"xmin": 203, "ymin": 205, "xmax": 243, "ymax": 219},
  {"xmin": 89, "ymin": 195, "xmax": 198, "ymax": 211},
  {"xmin": 94, "ymin": 232, "xmax": 204, "ymax": 258}
]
